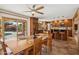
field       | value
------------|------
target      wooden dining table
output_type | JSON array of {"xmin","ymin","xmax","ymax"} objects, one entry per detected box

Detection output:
[{"xmin": 5, "ymin": 34, "xmax": 48, "ymax": 55}]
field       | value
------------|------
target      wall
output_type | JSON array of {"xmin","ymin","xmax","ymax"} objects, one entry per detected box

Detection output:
[
  {"xmin": 73, "ymin": 17, "xmax": 79, "ymax": 45},
  {"xmin": 73, "ymin": 9, "xmax": 79, "ymax": 47},
  {"xmin": 27, "ymin": 18, "xmax": 30, "ymax": 36}
]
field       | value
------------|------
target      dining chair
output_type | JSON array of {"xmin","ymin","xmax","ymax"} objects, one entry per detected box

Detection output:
[
  {"xmin": 42, "ymin": 31, "xmax": 52, "ymax": 54},
  {"xmin": 33, "ymin": 37, "xmax": 42, "ymax": 55},
  {"xmin": 47, "ymin": 31, "xmax": 52, "ymax": 54},
  {"xmin": 2, "ymin": 42, "xmax": 13, "ymax": 55},
  {"xmin": 2, "ymin": 42, "xmax": 7, "ymax": 55}
]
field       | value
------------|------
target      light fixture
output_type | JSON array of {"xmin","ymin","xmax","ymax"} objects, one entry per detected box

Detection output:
[
  {"xmin": 64, "ymin": 19, "xmax": 68, "ymax": 23},
  {"xmin": 32, "ymin": 12, "xmax": 35, "ymax": 16},
  {"xmin": 55, "ymin": 20, "xmax": 57, "ymax": 23},
  {"xmin": 59, "ymin": 20, "xmax": 62, "ymax": 23}
]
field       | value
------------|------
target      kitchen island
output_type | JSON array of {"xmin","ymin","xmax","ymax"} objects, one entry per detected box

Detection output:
[{"xmin": 51, "ymin": 27, "xmax": 72, "ymax": 40}]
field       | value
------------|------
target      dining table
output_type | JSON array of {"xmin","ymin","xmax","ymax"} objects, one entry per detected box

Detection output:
[{"xmin": 4, "ymin": 33, "xmax": 48, "ymax": 55}]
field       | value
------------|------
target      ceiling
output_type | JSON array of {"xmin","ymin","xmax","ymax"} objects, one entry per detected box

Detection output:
[{"xmin": 0, "ymin": 4, "xmax": 79, "ymax": 20}]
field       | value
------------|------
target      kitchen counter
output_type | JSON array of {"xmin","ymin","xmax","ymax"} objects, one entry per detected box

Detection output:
[{"xmin": 51, "ymin": 27, "xmax": 72, "ymax": 30}]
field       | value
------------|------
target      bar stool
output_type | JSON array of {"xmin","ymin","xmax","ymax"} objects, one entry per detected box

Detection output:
[
  {"xmin": 59, "ymin": 30, "xmax": 65, "ymax": 40},
  {"xmin": 53, "ymin": 30, "xmax": 58, "ymax": 40},
  {"xmin": 56, "ymin": 31, "xmax": 60, "ymax": 40}
]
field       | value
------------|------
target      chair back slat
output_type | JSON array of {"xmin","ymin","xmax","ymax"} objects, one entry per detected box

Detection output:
[{"xmin": 33, "ymin": 37, "xmax": 42, "ymax": 55}]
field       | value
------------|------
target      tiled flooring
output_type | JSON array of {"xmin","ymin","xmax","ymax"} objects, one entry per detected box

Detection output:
[{"xmin": 42, "ymin": 39, "xmax": 79, "ymax": 55}]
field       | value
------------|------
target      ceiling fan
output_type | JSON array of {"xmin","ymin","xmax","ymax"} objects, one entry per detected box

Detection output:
[{"xmin": 24, "ymin": 5, "xmax": 44, "ymax": 16}]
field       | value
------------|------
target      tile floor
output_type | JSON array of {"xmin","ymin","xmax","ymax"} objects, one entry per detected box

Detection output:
[{"xmin": 42, "ymin": 39, "xmax": 79, "ymax": 55}]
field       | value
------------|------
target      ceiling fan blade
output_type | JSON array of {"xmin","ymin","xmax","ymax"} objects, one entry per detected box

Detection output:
[
  {"xmin": 35, "ymin": 11, "xmax": 44, "ymax": 14},
  {"xmin": 33, "ymin": 5, "xmax": 36, "ymax": 9},
  {"xmin": 27, "ymin": 7, "xmax": 33, "ymax": 11},
  {"xmin": 36, "ymin": 6, "xmax": 44, "ymax": 10},
  {"xmin": 24, "ymin": 11, "xmax": 32, "ymax": 12}
]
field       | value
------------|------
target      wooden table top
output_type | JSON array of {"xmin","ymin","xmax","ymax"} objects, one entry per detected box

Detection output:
[{"xmin": 5, "ymin": 34, "xmax": 48, "ymax": 54}]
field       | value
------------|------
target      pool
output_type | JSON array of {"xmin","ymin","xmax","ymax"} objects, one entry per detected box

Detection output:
[{"xmin": 4, "ymin": 33, "xmax": 12, "ymax": 36}]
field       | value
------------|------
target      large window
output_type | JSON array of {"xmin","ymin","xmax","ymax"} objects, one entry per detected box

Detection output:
[
  {"xmin": 17, "ymin": 19, "xmax": 27, "ymax": 40},
  {"xmin": 4, "ymin": 20, "xmax": 17, "ymax": 42},
  {"xmin": 0, "ymin": 17, "xmax": 27, "ymax": 44}
]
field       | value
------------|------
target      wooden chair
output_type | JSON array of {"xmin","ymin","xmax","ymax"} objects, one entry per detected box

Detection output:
[
  {"xmin": 33, "ymin": 37, "xmax": 42, "ymax": 55},
  {"xmin": 23, "ymin": 37, "xmax": 42, "ymax": 55},
  {"xmin": 2, "ymin": 42, "xmax": 7, "ymax": 55},
  {"xmin": 42, "ymin": 31, "xmax": 52, "ymax": 54},
  {"xmin": 47, "ymin": 31, "xmax": 52, "ymax": 54},
  {"xmin": 2, "ymin": 42, "xmax": 13, "ymax": 55}
]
